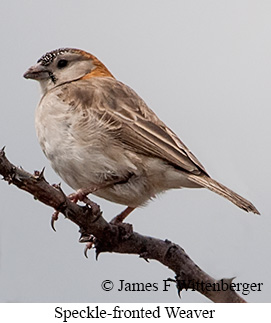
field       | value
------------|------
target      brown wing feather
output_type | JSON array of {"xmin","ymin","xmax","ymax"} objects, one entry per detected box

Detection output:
[{"xmin": 62, "ymin": 77, "xmax": 209, "ymax": 175}]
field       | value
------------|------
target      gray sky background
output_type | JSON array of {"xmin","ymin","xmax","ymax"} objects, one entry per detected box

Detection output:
[{"xmin": 0, "ymin": 0, "xmax": 270, "ymax": 303}]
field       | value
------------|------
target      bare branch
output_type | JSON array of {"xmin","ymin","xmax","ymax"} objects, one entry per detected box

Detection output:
[{"xmin": 0, "ymin": 148, "xmax": 246, "ymax": 302}]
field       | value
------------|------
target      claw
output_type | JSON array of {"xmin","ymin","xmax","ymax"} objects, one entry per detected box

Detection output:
[
  {"xmin": 81, "ymin": 235, "xmax": 96, "ymax": 258},
  {"xmin": 84, "ymin": 245, "xmax": 89, "ymax": 258},
  {"xmin": 51, "ymin": 211, "xmax": 59, "ymax": 232},
  {"xmin": 84, "ymin": 241, "xmax": 94, "ymax": 258}
]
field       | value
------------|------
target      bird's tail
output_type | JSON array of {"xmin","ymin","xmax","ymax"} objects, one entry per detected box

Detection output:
[{"xmin": 187, "ymin": 174, "xmax": 260, "ymax": 214}]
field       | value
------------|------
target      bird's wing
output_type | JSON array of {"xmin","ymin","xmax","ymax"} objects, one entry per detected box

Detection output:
[{"xmin": 60, "ymin": 77, "xmax": 208, "ymax": 175}]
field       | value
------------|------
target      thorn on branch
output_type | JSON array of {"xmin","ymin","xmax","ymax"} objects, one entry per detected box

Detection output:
[
  {"xmin": 219, "ymin": 276, "xmax": 236, "ymax": 286},
  {"xmin": 95, "ymin": 243, "xmax": 102, "ymax": 261},
  {"xmin": 175, "ymin": 274, "xmax": 187, "ymax": 298},
  {"xmin": 52, "ymin": 183, "xmax": 67, "ymax": 207},
  {"xmin": 34, "ymin": 167, "xmax": 46, "ymax": 181},
  {"xmin": 52, "ymin": 182, "xmax": 62, "ymax": 189},
  {"xmin": 139, "ymin": 252, "xmax": 149, "ymax": 262}
]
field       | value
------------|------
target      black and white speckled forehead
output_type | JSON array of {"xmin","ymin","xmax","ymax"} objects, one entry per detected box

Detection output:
[{"xmin": 37, "ymin": 48, "xmax": 77, "ymax": 66}]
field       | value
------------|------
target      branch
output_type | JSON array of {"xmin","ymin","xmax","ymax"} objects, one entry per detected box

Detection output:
[{"xmin": 0, "ymin": 147, "xmax": 246, "ymax": 303}]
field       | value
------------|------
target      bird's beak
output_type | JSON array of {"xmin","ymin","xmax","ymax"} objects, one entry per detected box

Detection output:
[{"xmin": 23, "ymin": 63, "xmax": 50, "ymax": 80}]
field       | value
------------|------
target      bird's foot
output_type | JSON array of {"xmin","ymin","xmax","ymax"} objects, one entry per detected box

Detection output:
[
  {"xmin": 79, "ymin": 234, "xmax": 96, "ymax": 258},
  {"xmin": 68, "ymin": 188, "xmax": 95, "ymax": 204}
]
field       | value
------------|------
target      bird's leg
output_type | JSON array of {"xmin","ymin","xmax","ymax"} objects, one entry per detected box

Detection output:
[
  {"xmin": 110, "ymin": 206, "xmax": 135, "ymax": 224},
  {"xmin": 68, "ymin": 173, "xmax": 135, "ymax": 204}
]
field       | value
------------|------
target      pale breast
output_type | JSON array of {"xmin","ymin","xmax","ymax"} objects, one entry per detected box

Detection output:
[{"xmin": 35, "ymin": 87, "xmax": 137, "ymax": 191}]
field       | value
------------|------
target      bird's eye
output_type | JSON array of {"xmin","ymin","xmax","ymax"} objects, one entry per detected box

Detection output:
[{"xmin": 57, "ymin": 59, "xmax": 68, "ymax": 69}]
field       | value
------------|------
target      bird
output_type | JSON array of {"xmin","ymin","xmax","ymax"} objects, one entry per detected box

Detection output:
[{"xmin": 23, "ymin": 48, "xmax": 260, "ymax": 224}]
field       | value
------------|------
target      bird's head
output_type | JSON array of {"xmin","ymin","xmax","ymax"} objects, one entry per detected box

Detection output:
[{"xmin": 23, "ymin": 48, "xmax": 114, "ymax": 94}]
